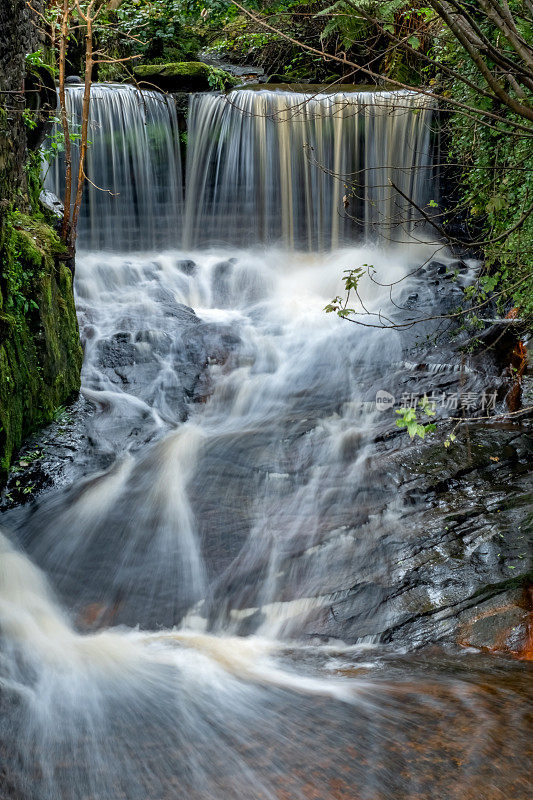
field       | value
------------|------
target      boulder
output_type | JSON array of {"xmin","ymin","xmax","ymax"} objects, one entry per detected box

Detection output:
[
  {"xmin": 133, "ymin": 62, "xmax": 238, "ymax": 92},
  {"xmin": 39, "ymin": 189, "xmax": 63, "ymax": 229}
]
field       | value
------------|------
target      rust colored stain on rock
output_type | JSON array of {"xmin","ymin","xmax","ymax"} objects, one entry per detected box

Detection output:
[{"xmin": 459, "ymin": 585, "xmax": 533, "ymax": 659}]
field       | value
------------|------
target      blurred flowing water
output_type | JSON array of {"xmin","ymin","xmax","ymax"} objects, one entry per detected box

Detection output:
[
  {"xmin": 46, "ymin": 85, "xmax": 432, "ymax": 251},
  {"xmin": 183, "ymin": 88, "xmax": 432, "ymax": 248},
  {"xmin": 45, "ymin": 84, "xmax": 183, "ymax": 250},
  {"xmin": 1, "ymin": 85, "xmax": 530, "ymax": 800}
]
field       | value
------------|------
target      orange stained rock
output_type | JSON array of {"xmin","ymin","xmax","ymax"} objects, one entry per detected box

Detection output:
[
  {"xmin": 78, "ymin": 598, "xmax": 123, "ymax": 629},
  {"xmin": 458, "ymin": 586, "xmax": 533, "ymax": 660},
  {"xmin": 516, "ymin": 586, "xmax": 533, "ymax": 661},
  {"xmin": 79, "ymin": 602, "xmax": 107, "ymax": 628}
]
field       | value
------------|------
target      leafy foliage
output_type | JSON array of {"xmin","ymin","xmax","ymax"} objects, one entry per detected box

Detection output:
[
  {"xmin": 97, "ymin": 0, "xmax": 202, "ymax": 73},
  {"xmin": 395, "ymin": 396, "xmax": 437, "ymax": 440},
  {"xmin": 316, "ymin": 0, "xmax": 429, "ymax": 82},
  {"xmin": 432, "ymin": 7, "xmax": 533, "ymax": 319}
]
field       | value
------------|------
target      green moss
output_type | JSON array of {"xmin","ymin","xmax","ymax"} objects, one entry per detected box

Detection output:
[
  {"xmin": 0, "ymin": 312, "xmax": 15, "ymax": 341},
  {"xmin": 0, "ymin": 213, "xmax": 82, "ymax": 481},
  {"xmin": 13, "ymin": 213, "xmax": 66, "ymax": 255},
  {"xmin": 133, "ymin": 61, "xmax": 238, "ymax": 90},
  {"xmin": 14, "ymin": 229, "xmax": 43, "ymax": 269}
]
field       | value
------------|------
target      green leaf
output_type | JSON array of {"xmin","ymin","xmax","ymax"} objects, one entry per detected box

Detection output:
[
  {"xmin": 485, "ymin": 194, "xmax": 506, "ymax": 214},
  {"xmin": 407, "ymin": 421, "xmax": 418, "ymax": 438}
]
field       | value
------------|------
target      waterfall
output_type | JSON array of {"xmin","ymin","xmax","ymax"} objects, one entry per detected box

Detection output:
[
  {"xmin": 45, "ymin": 84, "xmax": 183, "ymax": 251},
  {"xmin": 183, "ymin": 88, "xmax": 433, "ymax": 249},
  {"xmin": 3, "ymin": 78, "xmax": 529, "ymax": 800},
  {"xmin": 46, "ymin": 84, "xmax": 432, "ymax": 251}
]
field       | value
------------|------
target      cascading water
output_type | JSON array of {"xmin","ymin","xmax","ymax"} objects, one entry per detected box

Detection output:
[
  {"xmin": 45, "ymin": 84, "xmax": 183, "ymax": 250},
  {"xmin": 46, "ymin": 84, "xmax": 432, "ymax": 250},
  {"xmin": 183, "ymin": 88, "xmax": 433, "ymax": 248},
  {"xmin": 2, "ymin": 84, "xmax": 531, "ymax": 800}
]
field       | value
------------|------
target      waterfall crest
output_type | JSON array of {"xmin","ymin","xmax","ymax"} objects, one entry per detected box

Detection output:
[
  {"xmin": 183, "ymin": 88, "xmax": 433, "ymax": 249},
  {"xmin": 45, "ymin": 84, "xmax": 183, "ymax": 251}
]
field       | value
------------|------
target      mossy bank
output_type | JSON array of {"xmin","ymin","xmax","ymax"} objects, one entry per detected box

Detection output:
[
  {"xmin": 0, "ymin": 213, "xmax": 82, "ymax": 480},
  {"xmin": 0, "ymin": 2, "xmax": 82, "ymax": 484}
]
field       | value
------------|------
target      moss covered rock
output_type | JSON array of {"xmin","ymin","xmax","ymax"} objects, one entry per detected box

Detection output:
[
  {"xmin": 0, "ymin": 214, "xmax": 82, "ymax": 480},
  {"xmin": 133, "ymin": 61, "xmax": 238, "ymax": 92}
]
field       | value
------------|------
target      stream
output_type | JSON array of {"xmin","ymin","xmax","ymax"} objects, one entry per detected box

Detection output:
[{"xmin": 0, "ymin": 85, "xmax": 531, "ymax": 800}]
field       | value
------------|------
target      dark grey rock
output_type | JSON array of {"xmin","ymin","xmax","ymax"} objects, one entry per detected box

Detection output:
[
  {"xmin": 39, "ymin": 189, "xmax": 63, "ymax": 220},
  {"xmin": 176, "ymin": 259, "xmax": 197, "ymax": 276},
  {"xmin": 97, "ymin": 332, "xmax": 137, "ymax": 368}
]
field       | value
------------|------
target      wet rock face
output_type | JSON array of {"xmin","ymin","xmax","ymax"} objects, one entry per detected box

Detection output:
[
  {"xmin": 0, "ymin": 5, "xmax": 82, "ymax": 486},
  {"xmin": 458, "ymin": 588, "xmax": 532, "ymax": 655},
  {"xmin": 203, "ymin": 420, "xmax": 532, "ymax": 651},
  {"xmin": 92, "ymin": 303, "xmax": 209, "ymax": 420},
  {"xmin": 0, "ymin": 257, "xmax": 240, "ymax": 509},
  {"xmin": 316, "ymin": 424, "xmax": 533, "ymax": 651},
  {"xmin": 197, "ymin": 51, "xmax": 267, "ymax": 84}
]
